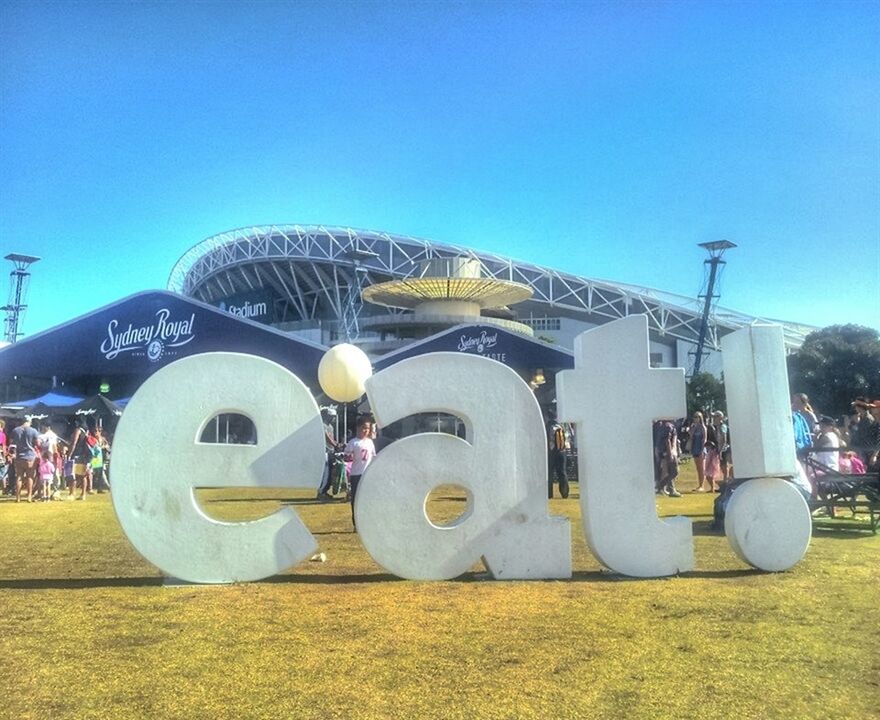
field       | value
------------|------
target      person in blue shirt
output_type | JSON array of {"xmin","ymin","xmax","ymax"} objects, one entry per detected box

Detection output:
[
  {"xmin": 792, "ymin": 410, "xmax": 813, "ymax": 459},
  {"xmin": 11, "ymin": 417, "xmax": 40, "ymax": 502}
]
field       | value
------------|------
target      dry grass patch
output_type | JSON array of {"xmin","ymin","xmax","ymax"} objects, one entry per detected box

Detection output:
[{"xmin": 1, "ymin": 465, "xmax": 878, "ymax": 719}]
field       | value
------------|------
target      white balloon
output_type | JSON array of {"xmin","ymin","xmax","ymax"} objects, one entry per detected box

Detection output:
[{"xmin": 318, "ymin": 343, "xmax": 373, "ymax": 402}]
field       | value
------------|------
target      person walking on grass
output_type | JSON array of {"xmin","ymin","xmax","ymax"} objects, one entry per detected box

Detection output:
[
  {"xmin": 704, "ymin": 411, "xmax": 727, "ymax": 492},
  {"xmin": 60, "ymin": 445, "xmax": 75, "ymax": 499},
  {"xmin": 68, "ymin": 418, "xmax": 96, "ymax": 500},
  {"xmin": 344, "ymin": 416, "xmax": 376, "ymax": 531},
  {"xmin": 36, "ymin": 419, "xmax": 62, "ymax": 497},
  {"xmin": 653, "ymin": 420, "xmax": 681, "ymax": 497},
  {"xmin": 547, "ymin": 410, "xmax": 569, "ymax": 499},
  {"xmin": 11, "ymin": 418, "xmax": 39, "ymax": 503},
  {"xmin": 90, "ymin": 428, "xmax": 108, "ymax": 493},
  {"xmin": 0, "ymin": 419, "xmax": 8, "ymax": 495},
  {"xmin": 37, "ymin": 450, "xmax": 55, "ymax": 501},
  {"xmin": 689, "ymin": 411, "xmax": 708, "ymax": 492},
  {"xmin": 316, "ymin": 407, "xmax": 339, "ymax": 501}
]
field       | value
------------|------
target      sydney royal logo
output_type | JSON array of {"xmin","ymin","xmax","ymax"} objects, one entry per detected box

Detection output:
[
  {"xmin": 101, "ymin": 308, "xmax": 196, "ymax": 362},
  {"xmin": 458, "ymin": 330, "xmax": 499, "ymax": 355},
  {"xmin": 457, "ymin": 330, "xmax": 507, "ymax": 362}
]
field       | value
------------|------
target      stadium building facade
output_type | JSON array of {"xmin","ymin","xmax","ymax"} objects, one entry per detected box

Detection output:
[{"xmin": 168, "ymin": 225, "xmax": 813, "ymax": 374}]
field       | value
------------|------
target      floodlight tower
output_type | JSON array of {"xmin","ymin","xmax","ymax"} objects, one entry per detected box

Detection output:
[
  {"xmin": 341, "ymin": 239, "xmax": 379, "ymax": 342},
  {"xmin": 3, "ymin": 253, "xmax": 41, "ymax": 343},
  {"xmin": 691, "ymin": 240, "xmax": 736, "ymax": 376}
]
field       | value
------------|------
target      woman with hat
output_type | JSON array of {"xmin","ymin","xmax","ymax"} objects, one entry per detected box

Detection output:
[{"xmin": 704, "ymin": 411, "xmax": 728, "ymax": 492}]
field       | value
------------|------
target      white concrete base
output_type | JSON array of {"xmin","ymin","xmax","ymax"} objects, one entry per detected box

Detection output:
[{"xmin": 725, "ymin": 478, "xmax": 811, "ymax": 572}]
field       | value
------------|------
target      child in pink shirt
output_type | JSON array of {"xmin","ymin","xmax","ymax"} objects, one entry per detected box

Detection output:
[{"xmin": 38, "ymin": 451, "xmax": 56, "ymax": 501}]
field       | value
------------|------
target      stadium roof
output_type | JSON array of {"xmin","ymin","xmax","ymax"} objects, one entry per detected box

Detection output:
[{"xmin": 169, "ymin": 224, "xmax": 815, "ymax": 350}]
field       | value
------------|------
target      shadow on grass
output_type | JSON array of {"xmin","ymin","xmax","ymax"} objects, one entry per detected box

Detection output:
[
  {"xmin": 311, "ymin": 530, "xmax": 354, "ymax": 535},
  {"xmin": 203, "ymin": 497, "xmax": 343, "ymax": 506},
  {"xmin": 680, "ymin": 517, "xmax": 876, "ymax": 541},
  {"xmin": 0, "ymin": 572, "xmax": 403, "ymax": 590},
  {"xmin": 203, "ymin": 495, "xmax": 589, "ymax": 505},
  {"xmin": 258, "ymin": 572, "xmax": 403, "ymax": 585},
  {"xmin": 680, "ymin": 569, "xmax": 765, "ymax": 579},
  {"xmin": 0, "ymin": 576, "xmax": 165, "ymax": 590},
  {"xmin": 690, "ymin": 520, "xmax": 722, "ymax": 537},
  {"xmin": 567, "ymin": 568, "xmax": 759, "ymax": 581},
  {"xmin": 0, "ymin": 566, "xmax": 774, "ymax": 590},
  {"xmin": 811, "ymin": 523, "xmax": 877, "ymax": 539}
]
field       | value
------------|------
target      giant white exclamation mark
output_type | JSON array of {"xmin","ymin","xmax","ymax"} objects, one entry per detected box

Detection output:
[{"xmin": 721, "ymin": 325, "xmax": 812, "ymax": 571}]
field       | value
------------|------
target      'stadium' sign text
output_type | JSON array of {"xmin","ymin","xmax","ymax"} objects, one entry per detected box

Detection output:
[
  {"xmin": 218, "ymin": 299, "xmax": 268, "ymax": 320},
  {"xmin": 111, "ymin": 317, "xmax": 812, "ymax": 584}
]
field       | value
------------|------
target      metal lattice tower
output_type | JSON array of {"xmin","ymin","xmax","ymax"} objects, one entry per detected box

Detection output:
[
  {"xmin": 2, "ymin": 253, "xmax": 41, "ymax": 343},
  {"xmin": 339, "ymin": 241, "xmax": 380, "ymax": 341},
  {"xmin": 690, "ymin": 240, "xmax": 736, "ymax": 376},
  {"xmin": 340, "ymin": 260, "xmax": 369, "ymax": 341}
]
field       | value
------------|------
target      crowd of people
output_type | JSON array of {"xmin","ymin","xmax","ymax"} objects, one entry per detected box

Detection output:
[
  {"xmin": 651, "ymin": 411, "xmax": 732, "ymax": 499},
  {"xmin": 651, "ymin": 393, "xmax": 880, "ymax": 506},
  {"xmin": 3, "ymin": 391, "xmax": 876, "ymax": 530},
  {"xmin": 0, "ymin": 416, "xmax": 112, "ymax": 503},
  {"xmin": 791, "ymin": 394, "xmax": 880, "ymax": 472},
  {"xmin": 314, "ymin": 394, "xmax": 877, "ymax": 520},
  {"xmin": 314, "ymin": 405, "xmax": 580, "ymax": 529}
]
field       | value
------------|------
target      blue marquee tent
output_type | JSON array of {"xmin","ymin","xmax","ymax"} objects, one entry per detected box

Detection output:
[
  {"xmin": 1, "ymin": 391, "xmax": 84, "ymax": 408},
  {"xmin": 373, "ymin": 323, "xmax": 574, "ymax": 374}
]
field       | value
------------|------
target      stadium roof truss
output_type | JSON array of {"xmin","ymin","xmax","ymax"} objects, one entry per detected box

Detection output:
[{"xmin": 168, "ymin": 225, "xmax": 813, "ymax": 350}]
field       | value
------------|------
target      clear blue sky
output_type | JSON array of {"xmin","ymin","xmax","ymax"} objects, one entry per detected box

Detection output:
[{"xmin": 1, "ymin": 0, "xmax": 878, "ymax": 337}]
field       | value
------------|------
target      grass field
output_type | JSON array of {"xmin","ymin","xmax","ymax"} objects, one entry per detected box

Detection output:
[{"xmin": 1, "ymin": 464, "xmax": 878, "ymax": 720}]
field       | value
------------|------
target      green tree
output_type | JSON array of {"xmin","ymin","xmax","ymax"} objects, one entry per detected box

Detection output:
[
  {"xmin": 686, "ymin": 372, "xmax": 726, "ymax": 417},
  {"xmin": 787, "ymin": 324, "xmax": 880, "ymax": 417}
]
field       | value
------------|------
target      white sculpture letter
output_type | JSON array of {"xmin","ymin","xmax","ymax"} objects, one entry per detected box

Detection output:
[
  {"xmin": 355, "ymin": 353, "xmax": 571, "ymax": 580},
  {"xmin": 721, "ymin": 325, "xmax": 798, "ymax": 479},
  {"xmin": 556, "ymin": 315, "xmax": 694, "ymax": 577},
  {"xmin": 721, "ymin": 325, "xmax": 811, "ymax": 571},
  {"xmin": 112, "ymin": 352, "xmax": 325, "ymax": 583}
]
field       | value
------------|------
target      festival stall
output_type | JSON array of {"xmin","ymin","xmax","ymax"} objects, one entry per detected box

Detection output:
[{"xmin": 0, "ymin": 290, "xmax": 329, "ymax": 402}]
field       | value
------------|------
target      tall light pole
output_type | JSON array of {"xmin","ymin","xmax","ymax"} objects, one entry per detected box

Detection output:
[
  {"xmin": 691, "ymin": 240, "xmax": 736, "ymax": 376},
  {"xmin": 3, "ymin": 253, "xmax": 41, "ymax": 343}
]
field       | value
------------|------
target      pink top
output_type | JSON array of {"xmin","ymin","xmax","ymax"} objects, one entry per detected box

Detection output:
[{"xmin": 39, "ymin": 459, "xmax": 55, "ymax": 480}]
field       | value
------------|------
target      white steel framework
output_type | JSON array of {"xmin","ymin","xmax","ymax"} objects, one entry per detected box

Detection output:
[{"xmin": 168, "ymin": 225, "xmax": 814, "ymax": 351}]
